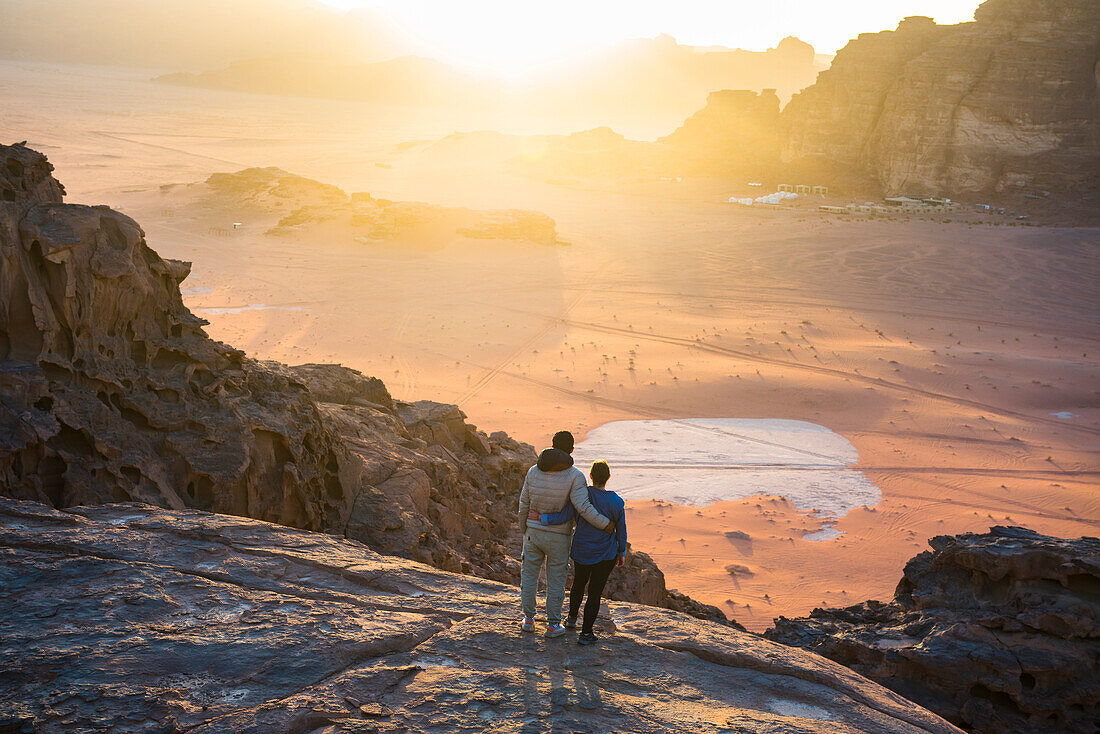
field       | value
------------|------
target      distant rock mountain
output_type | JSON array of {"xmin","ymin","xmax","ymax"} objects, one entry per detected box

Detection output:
[
  {"xmin": 782, "ymin": 0, "xmax": 1100, "ymax": 202},
  {"xmin": 527, "ymin": 34, "xmax": 823, "ymax": 112},
  {"xmin": 501, "ymin": 0, "xmax": 1098, "ymax": 214},
  {"xmin": 156, "ymin": 54, "xmax": 496, "ymax": 108},
  {"xmin": 0, "ymin": 0, "xmax": 824, "ymax": 123},
  {"xmin": 658, "ymin": 89, "xmax": 782, "ymax": 176},
  {"xmin": 766, "ymin": 526, "xmax": 1100, "ymax": 734},
  {"xmin": 402, "ymin": 96, "xmax": 786, "ymax": 186},
  {"xmin": 0, "ymin": 0, "xmax": 416, "ymax": 69},
  {"xmin": 0, "ymin": 498, "xmax": 962, "ymax": 733},
  {"xmin": 151, "ymin": 34, "xmax": 822, "ymax": 126},
  {"xmin": 0, "ymin": 142, "xmax": 726, "ymax": 624}
]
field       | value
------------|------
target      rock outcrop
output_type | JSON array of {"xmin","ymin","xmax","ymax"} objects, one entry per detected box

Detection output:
[
  {"xmin": 0, "ymin": 143, "xmax": 355, "ymax": 531},
  {"xmin": 185, "ymin": 166, "xmax": 564, "ymax": 246},
  {"xmin": 503, "ymin": 93, "xmax": 785, "ymax": 185},
  {"xmin": 0, "ymin": 497, "xmax": 963, "ymax": 733},
  {"xmin": 766, "ymin": 526, "xmax": 1100, "ymax": 734},
  {"xmin": 601, "ymin": 547, "xmax": 737, "ymax": 627},
  {"xmin": 303, "ymin": 379, "xmax": 534, "ymax": 581},
  {"xmin": 780, "ymin": 16, "xmax": 950, "ymax": 187},
  {"xmin": 658, "ymin": 89, "xmax": 782, "ymax": 177},
  {"xmin": 0, "ymin": 142, "xmax": 728, "ymax": 624},
  {"xmin": 782, "ymin": 0, "xmax": 1100, "ymax": 203},
  {"xmin": 0, "ymin": 142, "xmax": 65, "ymax": 204}
]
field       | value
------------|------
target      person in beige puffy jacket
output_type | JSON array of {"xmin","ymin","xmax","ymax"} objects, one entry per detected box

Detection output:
[{"xmin": 517, "ymin": 430, "xmax": 615, "ymax": 637}]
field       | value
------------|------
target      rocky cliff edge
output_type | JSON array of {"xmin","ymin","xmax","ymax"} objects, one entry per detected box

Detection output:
[{"xmin": 767, "ymin": 526, "xmax": 1100, "ymax": 733}]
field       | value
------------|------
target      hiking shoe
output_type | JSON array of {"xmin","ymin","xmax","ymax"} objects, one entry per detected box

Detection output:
[
  {"xmin": 577, "ymin": 631, "xmax": 598, "ymax": 646},
  {"xmin": 545, "ymin": 623, "xmax": 567, "ymax": 638},
  {"xmin": 521, "ymin": 616, "xmax": 535, "ymax": 633},
  {"xmin": 564, "ymin": 615, "xmax": 578, "ymax": 629}
]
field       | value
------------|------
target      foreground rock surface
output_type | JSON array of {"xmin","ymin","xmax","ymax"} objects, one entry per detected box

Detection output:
[
  {"xmin": 0, "ymin": 498, "xmax": 961, "ymax": 734},
  {"xmin": 766, "ymin": 526, "xmax": 1100, "ymax": 734},
  {"xmin": 0, "ymin": 141, "xmax": 729, "ymax": 623}
]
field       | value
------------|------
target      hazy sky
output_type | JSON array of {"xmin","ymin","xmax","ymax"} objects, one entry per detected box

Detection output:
[{"xmin": 321, "ymin": 0, "xmax": 982, "ymax": 72}]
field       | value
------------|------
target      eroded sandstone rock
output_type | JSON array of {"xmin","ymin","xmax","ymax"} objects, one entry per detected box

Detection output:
[
  {"xmin": 766, "ymin": 526, "xmax": 1100, "ymax": 733},
  {"xmin": 0, "ymin": 146, "xmax": 354, "ymax": 531},
  {"xmin": 782, "ymin": 0, "xmax": 1100, "ymax": 204},
  {"xmin": 0, "ymin": 142, "xmax": 64, "ymax": 206},
  {"xmin": 306, "ymin": 382, "xmax": 535, "ymax": 582},
  {"xmin": 0, "ymin": 498, "xmax": 962, "ymax": 733}
]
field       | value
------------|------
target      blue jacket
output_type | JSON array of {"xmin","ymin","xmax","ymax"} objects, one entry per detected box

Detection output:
[{"xmin": 540, "ymin": 485, "xmax": 627, "ymax": 564}]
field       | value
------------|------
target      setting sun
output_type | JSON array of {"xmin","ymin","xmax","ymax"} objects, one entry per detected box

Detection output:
[{"xmin": 321, "ymin": 0, "xmax": 981, "ymax": 74}]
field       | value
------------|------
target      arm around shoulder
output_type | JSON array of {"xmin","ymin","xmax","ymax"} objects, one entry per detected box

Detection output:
[{"xmin": 540, "ymin": 502, "xmax": 575, "ymax": 526}]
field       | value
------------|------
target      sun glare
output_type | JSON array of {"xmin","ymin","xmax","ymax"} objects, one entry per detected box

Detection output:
[{"xmin": 330, "ymin": 0, "xmax": 981, "ymax": 76}]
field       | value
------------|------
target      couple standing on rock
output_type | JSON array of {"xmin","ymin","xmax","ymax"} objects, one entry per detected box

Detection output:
[{"xmin": 517, "ymin": 430, "xmax": 627, "ymax": 644}]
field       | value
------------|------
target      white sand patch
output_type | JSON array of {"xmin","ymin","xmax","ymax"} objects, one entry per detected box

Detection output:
[
  {"xmin": 1051, "ymin": 411, "xmax": 1079, "ymax": 419},
  {"xmin": 574, "ymin": 419, "xmax": 880, "ymax": 517}
]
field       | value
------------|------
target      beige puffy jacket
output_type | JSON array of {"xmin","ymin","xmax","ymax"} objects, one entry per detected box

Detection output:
[{"xmin": 518, "ymin": 462, "xmax": 611, "ymax": 536}]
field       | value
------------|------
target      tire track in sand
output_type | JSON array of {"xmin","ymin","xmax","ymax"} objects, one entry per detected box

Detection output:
[
  {"xmin": 481, "ymin": 306, "xmax": 1100, "ymax": 438},
  {"xmin": 454, "ymin": 288, "xmax": 593, "ymax": 408}
]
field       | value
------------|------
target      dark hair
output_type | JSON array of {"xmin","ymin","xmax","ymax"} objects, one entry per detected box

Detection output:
[
  {"xmin": 590, "ymin": 460, "xmax": 610, "ymax": 486},
  {"xmin": 552, "ymin": 430, "xmax": 574, "ymax": 453}
]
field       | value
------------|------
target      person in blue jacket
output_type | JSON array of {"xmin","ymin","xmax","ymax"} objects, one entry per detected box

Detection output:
[{"xmin": 532, "ymin": 460, "xmax": 626, "ymax": 645}]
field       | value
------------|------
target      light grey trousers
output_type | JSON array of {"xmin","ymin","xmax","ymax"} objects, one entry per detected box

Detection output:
[{"xmin": 520, "ymin": 527, "xmax": 571, "ymax": 625}]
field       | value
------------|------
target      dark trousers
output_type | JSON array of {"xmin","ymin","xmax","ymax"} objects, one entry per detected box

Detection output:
[{"xmin": 569, "ymin": 558, "xmax": 616, "ymax": 633}]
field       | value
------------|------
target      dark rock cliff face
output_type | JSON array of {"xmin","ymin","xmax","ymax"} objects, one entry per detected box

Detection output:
[
  {"xmin": 0, "ymin": 143, "xmax": 355, "ymax": 530},
  {"xmin": 766, "ymin": 526, "xmax": 1100, "ymax": 734},
  {"xmin": 0, "ymin": 498, "xmax": 963, "ymax": 734},
  {"xmin": 782, "ymin": 0, "xmax": 1100, "ymax": 202},
  {"xmin": 0, "ymin": 142, "xmax": 728, "ymax": 624}
]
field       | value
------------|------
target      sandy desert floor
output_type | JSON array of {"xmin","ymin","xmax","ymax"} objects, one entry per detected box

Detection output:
[{"xmin": 4, "ymin": 61, "xmax": 1097, "ymax": 630}]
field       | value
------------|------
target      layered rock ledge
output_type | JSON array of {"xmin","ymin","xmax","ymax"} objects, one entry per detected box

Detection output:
[
  {"xmin": 0, "ymin": 498, "xmax": 961, "ymax": 734},
  {"xmin": 766, "ymin": 526, "xmax": 1100, "ymax": 733}
]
